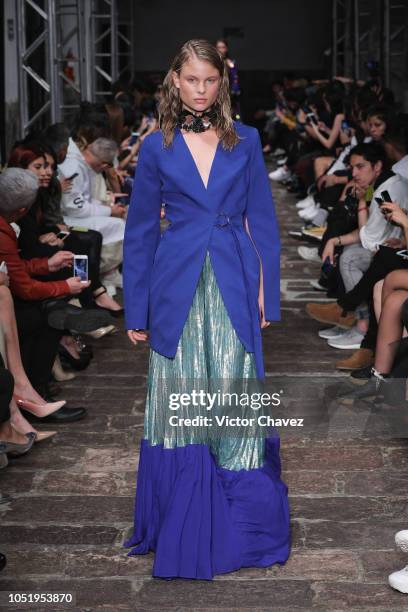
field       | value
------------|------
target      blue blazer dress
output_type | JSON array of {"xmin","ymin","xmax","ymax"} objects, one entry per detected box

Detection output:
[{"xmin": 123, "ymin": 121, "xmax": 280, "ymax": 379}]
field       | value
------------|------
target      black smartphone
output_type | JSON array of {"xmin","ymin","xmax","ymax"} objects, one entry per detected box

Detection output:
[
  {"xmin": 381, "ymin": 190, "xmax": 392, "ymax": 202},
  {"xmin": 66, "ymin": 172, "xmax": 78, "ymax": 180},
  {"xmin": 322, "ymin": 256, "xmax": 334, "ymax": 275}
]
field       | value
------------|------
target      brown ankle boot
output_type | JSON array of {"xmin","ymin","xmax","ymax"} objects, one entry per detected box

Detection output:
[
  {"xmin": 336, "ymin": 348, "xmax": 374, "ymax": 371},
  {"xmin": 305, "ymin": 302, "xmax": 356, "ymax": 328}
]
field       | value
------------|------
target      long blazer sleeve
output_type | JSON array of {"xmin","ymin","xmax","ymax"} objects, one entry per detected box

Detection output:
[
  {"xmin": 122, "ymin": 123, "xmax": 279, "ymax": 379},
  {"xmin": 123, "ymin": 137, "xmax": 162, "ymax": 330},
  {"xmin": 245, "ymin": 130, "xmax": 281, "ymax": 321}
]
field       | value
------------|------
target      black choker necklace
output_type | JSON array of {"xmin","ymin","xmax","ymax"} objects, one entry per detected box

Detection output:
[{"xmin": 177, "ymin": 106, "xmax": 218, "ymax": 133}]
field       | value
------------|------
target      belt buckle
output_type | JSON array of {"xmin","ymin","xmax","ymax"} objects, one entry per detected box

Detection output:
[{"xmin": 215, "ymin": 212, "xmax": 230, "ymax": 227}]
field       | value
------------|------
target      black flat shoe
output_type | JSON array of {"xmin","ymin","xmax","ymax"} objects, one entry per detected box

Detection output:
[{"xmin": 21, "ymin": 405, "xmax": 87, "ymax": 423}]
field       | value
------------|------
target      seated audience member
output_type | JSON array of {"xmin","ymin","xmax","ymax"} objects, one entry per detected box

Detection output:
[
  {"xmin": 8, "ymin": 141, "xmax": 123, "ymax": 316},
  {"xmin": 0, "ymin": 354, "xmax": 36, "ymax": 466},
  {"xmin": 0, "ymin": 168, "xmax": 109, "ymax": 418},
  {"xmin": 306, "ymin": 143, "xmax": 408, "ymax": 367},
  {"xmin": 0, "ymin": 273, "xmax": 61, "ymax": 441},
  {"xmin": 59, "ymin": 137, "xmax": 125, "ymax": 290}
]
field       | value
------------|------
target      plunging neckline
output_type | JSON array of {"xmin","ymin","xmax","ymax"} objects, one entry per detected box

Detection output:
[{"xmin": 178, "ymin": 128, "xmax": 221, "ymax": 191}]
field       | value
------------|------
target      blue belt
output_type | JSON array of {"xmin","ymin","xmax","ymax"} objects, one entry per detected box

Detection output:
[{"xmin": 213, "ymin": 212, "xmax": 264, "ymax": 379}]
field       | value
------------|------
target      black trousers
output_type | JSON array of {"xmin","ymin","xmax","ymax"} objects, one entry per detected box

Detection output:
[
  {"xmin": 338, "ymin": 246, "xmax": 408, "ymax": 312},
  {"xmin": 0, "ymin": 354, "xmax": 13, "ymax": 424},
  {"xmin": 13, "ymin": 300, "xmax": 63, "ymax": 394}
]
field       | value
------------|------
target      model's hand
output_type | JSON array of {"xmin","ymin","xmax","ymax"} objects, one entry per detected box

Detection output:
[
  {"xmin": 127, "ymin": 330, "xmax": 149, "ymax": 345},
  {"xmin": 258, "ymin": 296, "xmax": 270, "ymax": 329}
]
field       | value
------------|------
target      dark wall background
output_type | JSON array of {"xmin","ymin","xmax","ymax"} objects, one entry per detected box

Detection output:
[
  {"xmin": 131, "ymin": 0, "xmax": 332, "ymax": 71},
  {"xmin": 130, "ymin": 0, "xmax": 332, "ymax": 120}
]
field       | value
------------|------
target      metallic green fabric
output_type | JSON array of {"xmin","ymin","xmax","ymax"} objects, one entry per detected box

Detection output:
[{"xmin": 143, "ymin": 252, "xmax": 265, "ymax": 470}]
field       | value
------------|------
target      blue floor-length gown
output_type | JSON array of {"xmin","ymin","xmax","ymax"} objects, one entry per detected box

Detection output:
[{"xmin": 123, "ymin": 122, "xmax": 291, "ymax": 579}]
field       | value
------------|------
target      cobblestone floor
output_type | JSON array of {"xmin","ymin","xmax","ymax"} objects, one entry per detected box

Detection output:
[{"xmin": 1, "ymin": 175, "xmax": 408, "ymax": 611}]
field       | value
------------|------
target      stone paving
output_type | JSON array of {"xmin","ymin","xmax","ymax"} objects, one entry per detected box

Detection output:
[{"xmin": 1, "ymin": 176, "xmax": 408, "ymax": 611}]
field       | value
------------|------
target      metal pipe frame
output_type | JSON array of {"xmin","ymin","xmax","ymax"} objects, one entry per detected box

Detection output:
[
  {"xmin": 383, "ymin": 0, "xmax": 407, "ymax": 96},
  {"xmin": 16, "ymin": 0, "xmax": 53, "ymax": 135},
  {"xmin": 15, "ymin": 0, "xmax": 136, "ymax": 135}
]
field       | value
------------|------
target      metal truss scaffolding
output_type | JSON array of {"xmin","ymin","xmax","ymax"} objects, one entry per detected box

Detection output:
[
  {"xmin": 332, "ymin": 0, "xmax": 353, "ymax": 77},
  {"xmin": 90, "ymin": 0, "xmax": 135, "ymax": 101},
  {"xmin": 16, "ymin": 0, "xmax": 53, "ymax": 134},
  {"xmin": 383, "ymin": 0, "xmax": 408, "ymax": 98},
  {"xmin": 16, "ymin": 0, "xmax": 135, "ymax": 136},
  {"xmin": 353, "ymin": 0, "xmax": 379, "ymax": 80},
  {"xmin": 333, "ymin": 0, "xmax": 408, "ymax": 105}
]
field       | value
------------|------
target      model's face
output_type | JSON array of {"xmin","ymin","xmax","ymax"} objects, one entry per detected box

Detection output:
[
  {"xmin": 173, "ymin": 56, "xmax": 221, "ymax": 113},
  {"xmin": 216, "ymin": 41, "xmax": 228, "ymax": 58},
  {"xmin": 368, "ymin": 115, "xmax": 386, "ymax": 141},
  {"xmin": 27, "ymin": 156, "xmax": 47, "ymax": 181},
  {"xmin": 41, "ymin": 153, "xmax": 55, "ymax": 188},
  {"xmin": 350, "ymin": 154, "xmax": 381, "ymax": 187}
]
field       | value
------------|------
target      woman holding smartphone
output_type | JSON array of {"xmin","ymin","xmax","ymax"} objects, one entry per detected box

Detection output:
[{"xmin": 123, "ymin": 40, "xmax": 290, "ymax": 580}]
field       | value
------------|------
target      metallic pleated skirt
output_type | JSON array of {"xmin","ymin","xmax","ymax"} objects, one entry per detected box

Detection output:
[{"xmin": 143, "ymin": 251, "xmax": 265, "ymax": 471}]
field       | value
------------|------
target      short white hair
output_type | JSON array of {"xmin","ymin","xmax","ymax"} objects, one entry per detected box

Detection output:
[
  {"xmin": 0, "ymin": 168, "xmax": 38, "ymax": 213},
  {"xmin": 88, "ymin": 138, "xmax": 118, "ymax": 163}
]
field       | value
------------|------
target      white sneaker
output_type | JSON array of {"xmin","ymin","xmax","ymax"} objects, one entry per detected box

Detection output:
[
  {"xmin": 389, "ymin": 566, "xmax": 408, "ymax": 593},
  {"xmin": 271, "ymin": 147, "xmax": 285, "ymax": 157},
  {"xmin": 299, "ymin": 203, "xmax": 320, "ymax": 221},
  {"xmin": 297, "ymin": 246, "xmax": 321, "ymax": 263},
  {"xmin": 268, "ymin": 167, "xmax": 291, "ymax": 182},
  {"xmin": 318, "ymin": 326, "xmax": 348, "ymax": 339},
  {"xmin": 296, "ymin": 195, "xmax": 315, "ymax": 210},
  {"xmin": 310, "ymin": 280, "xmax": 327, "ymax": 291},
  {"xmin": 327, "ymin": 326, "xmax": 364, "ymax": 349},
  {"xmin": 396, "ymin": 530, "xmax": 408, "ymax": 552}
]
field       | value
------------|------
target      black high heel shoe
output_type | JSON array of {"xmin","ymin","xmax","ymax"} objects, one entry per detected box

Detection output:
[{"xmin": 58, "ymin": 344, "xmax": 92, "ymax": 371}]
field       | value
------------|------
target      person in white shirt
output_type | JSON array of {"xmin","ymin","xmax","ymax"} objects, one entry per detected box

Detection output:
[{"xmin": 59, "ymin": 137, "xmax": 126, "ymax": 291}]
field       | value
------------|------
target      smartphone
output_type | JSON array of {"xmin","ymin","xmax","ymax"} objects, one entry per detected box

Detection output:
[
  {"xmin": 129, "ymin": 131, "xmax": 139, "ymax": 146},
  {"xmin": 0, "ymin": 261, "xmax": 8, "ymax": 274},
  {"xmin": 66, "ymin": 172, "xmax": 78, "ymax": 181},
  {"xmin": 322, "ymin": 256, "xmax": 334, "ymax": 275},
  {"xmin": 73, "ymin": 255, "xmax": 88, "ymax": 282},
  {"xmin": 56, "ymin": 231, "xmax": 70, "ymax": 240},
  {"xmin": 381, "ymin": 190, "xmax": 392, "ymax": 202},
  {"xmin": 306, "ymin": 113, "xmax": 317, "ymax": 125}
]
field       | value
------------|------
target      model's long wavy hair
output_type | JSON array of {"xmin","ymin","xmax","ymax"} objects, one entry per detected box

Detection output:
[{"xmin": 159, "ymin": 39, "xmax": 240, "ymax": 150}]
